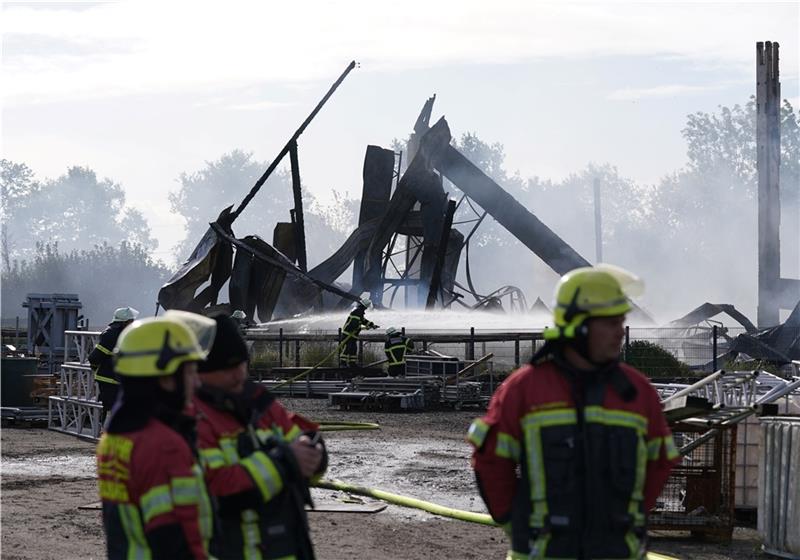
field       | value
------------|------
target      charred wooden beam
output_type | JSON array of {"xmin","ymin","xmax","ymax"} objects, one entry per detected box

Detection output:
[
  {"xmin": 361, "ymin": 118, "xmax": 452, "ymax": 301},
  {"xmin": 426, "ymin": 199, "xmax": 457, "ymax": 309},
  {"xmin": 353, "ymin": 146, "xmax": 396, "ymax": 291},
  {"xmin": 289, "ymin": 140, "xmax": 307, "ymax": 272}
]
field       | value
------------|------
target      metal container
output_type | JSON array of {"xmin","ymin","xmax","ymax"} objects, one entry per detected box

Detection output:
[
  {"xmin": 0, "ymin": 356, "xmax": 40, "ymax": 407},
  {"xmin": 758, "ymin": 416, "xmax": 800, "ymax": 559}
]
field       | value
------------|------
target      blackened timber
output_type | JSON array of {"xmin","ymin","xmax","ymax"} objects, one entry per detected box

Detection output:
[
  {"xmin": 353, "ymin": 146, "xmax": 396, "ymax": 291},
  {"xmin": 441, "ymin": 229, "xmax": 465, "ymax": 301},
  {"xmin": 308, "ymin": 218, "xmax": 380, "ymax": 285},
  {"xmin": 426, "ymin": 199, "xmax": 457, "ymax": 309},
  {"xmin": 158, "ymin": 206, "xmax": 234, "ymax": 311},
  {"xmin": 414, "ymin": 171, "xmax": 447, "ymax": 305},
  {"xmin": 289, "ymin": 141, "xmax": 307, "ymax": 272},
  {"xmin": 209, "ymin": 222, "xmax": 358, "ymax": 303},
  {"xmin": 273, "ymin": 223, "xmax": 297, "ymax": 263},
  {"xmin": 362, "ymin": 118, "xmax": 452, "ymax": 301}
]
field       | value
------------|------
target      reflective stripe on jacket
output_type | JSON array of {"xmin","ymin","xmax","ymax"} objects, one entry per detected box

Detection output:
[
  {"xmin": 341, "ymin": 307, "xmax": 376, "ymax": 341},
  {"xmin": 89, "ymin": 322, "xmax": 127, "ymax": 385},
  {"xmin": 468, "ymin": 360, "xmax": 679, "ymax": 559},
  {"xmin": 195, "ymin": 386, "xmax": 323, "ymax": 560},
  {"xmin": 384, "ymin": 334, "xmax": 414, "ymax": 366},
  {"xmin": 97, "ymin": 418, "xmax": 213, "ymax": 559}
]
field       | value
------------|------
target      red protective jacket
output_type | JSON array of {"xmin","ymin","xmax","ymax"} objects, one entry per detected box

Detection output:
[
  {"xmin": 195, "ymin": 384, "xmax": 324, "ymax": 560},
  {"xmin": 97, "ymin": 418, "xmax": 213, "ymax": 560},
  {"xmin": 469, "ymin": 358, "xmax": 679, "ymax": 559}
]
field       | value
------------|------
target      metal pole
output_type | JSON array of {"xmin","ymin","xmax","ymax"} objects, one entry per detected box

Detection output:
[
  {"xmin": 279, "ymin": 328, "xmax": 284, "ymax": 368},
  {"xmin": 593, "ymin": 177, "xmax": 603, "ymax": 263},
  {"xmin": 712, "ymin": 325, "xmax": 718, "ymax": 372},
  {"xmin": 624, "ymin": 326, "xmax": 630, "ymax": 362},
  {"xmin": 337, "ymin": 328, "xmax": 342, "ymax": 367},
  {"xmin": 469, "ymin": 327, "xmax": 475, "ymax": 361},
  {"xmin": 514, "ymin": 336, "xmax": 520, "ymax": 368},
  {"xmin": 295, "ymin": 340, "xmax": 300, "ymax": 368},
  {"xmin": 662, "ymin": 370, "xmax": 725, "ymax": 404}
]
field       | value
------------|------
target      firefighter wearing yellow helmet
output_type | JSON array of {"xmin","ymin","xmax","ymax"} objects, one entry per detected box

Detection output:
[
  {"xmin": 468, "ymin": 265, "xmax": 679, "ymax": 559},
  {"xmin": 96, "ymin": 311, "xmax": 216, "ymax": 560}
]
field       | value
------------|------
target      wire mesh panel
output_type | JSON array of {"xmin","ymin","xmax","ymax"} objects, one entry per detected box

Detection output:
[
  {"xmin": 650, "ymin": 423, "xmax": 736, "ymax": 540},
  {"xmin": 624, "ymin": 327, "xmax": 714, "ymax": 377}
]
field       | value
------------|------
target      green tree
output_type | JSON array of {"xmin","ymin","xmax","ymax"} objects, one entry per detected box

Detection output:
[
  {"xmin": 0, "ymin": 160, "xmax": 157, "ymax": 263},
  {"xmin": 169, "ymin": 150, "xmax": 348, "ymax": 267}
]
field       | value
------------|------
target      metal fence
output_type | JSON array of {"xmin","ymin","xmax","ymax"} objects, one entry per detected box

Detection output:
[
  {"xmin": 245, "ymin": 326, "xmax": 787, "ymax": 378},
  {"xmin": 3, "ymin": 317, "xmax": 795, "ymax": 379},
  {"xmin": 245, "ymin": 329, "xmax": 543, "ymax": 376}
]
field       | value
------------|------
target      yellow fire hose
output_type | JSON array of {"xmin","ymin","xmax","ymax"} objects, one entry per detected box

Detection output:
[
  {"xmin": 313, "ymin": 478, "xmax": 495, "ymax": 525},
  {"xmin": 316, "ymin": 421, "xmax": 381, "ymax": 431},
  {"xmin": 312, "ymin": 479, "xmax": 680, "ymax": 560}
]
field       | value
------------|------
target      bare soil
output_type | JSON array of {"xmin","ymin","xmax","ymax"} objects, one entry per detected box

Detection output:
[{"xmin": 0, "ymin": 400, "xmax": 768, "ymax": 559}]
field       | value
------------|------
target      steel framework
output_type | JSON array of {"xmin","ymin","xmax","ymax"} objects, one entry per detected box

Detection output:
[{"xmin": 48, "ymin": 330, "xmax": 103, "ymax": 441}]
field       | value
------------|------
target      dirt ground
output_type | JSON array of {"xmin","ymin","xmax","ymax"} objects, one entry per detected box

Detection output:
[{"xmin": 1, "ymin": 399, "xmax": 768, "ymax": 559}]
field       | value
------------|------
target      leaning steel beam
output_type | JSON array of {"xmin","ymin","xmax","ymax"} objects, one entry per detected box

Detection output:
[
  {"xmin": 436, "ymin": 145, "xmax": 590, "ymax": 275},
  {"xmin": 410, "ymin": 98, "xmax": 589, "ymax": 275},
  {"xmin": 232, "ymin": 61, "xmax": 356, "ymax": 221}
]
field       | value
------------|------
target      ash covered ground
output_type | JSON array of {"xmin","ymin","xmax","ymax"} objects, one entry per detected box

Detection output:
[{"xmin": 1, "ymin": 399, "xmax": 764, "ymax": 559}]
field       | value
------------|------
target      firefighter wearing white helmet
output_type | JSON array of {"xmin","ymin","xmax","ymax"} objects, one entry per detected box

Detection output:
[
  {"xmin": 339, "ymin": 296, "xmax": 379, "ymax": 367},
  {"xmin": 468, "ymin": 266, "xmax": 679, "ymax": 559},
  {"xmin": 97, "ymin": 311, "xmax": 216, "ymax": 560},
  {"xmin": 384, "ymin": 327, "xmax": 414, "ymax": 377},
  {"xmin": 89, "ymin": 306, "xmax": 140, "ymax": 415}
]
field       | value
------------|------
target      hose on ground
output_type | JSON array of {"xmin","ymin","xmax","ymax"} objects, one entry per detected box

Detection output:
[
  {"xmin": 316, "ymin": 421, "xmax": 381, "ymax": 431},
  {"xmin": 312, "ymin": 478, "xmax": 495, "ymax": 525},
  {"xmin": 312, "ymin": 479, "xmax": 680, "ymax": 560}
]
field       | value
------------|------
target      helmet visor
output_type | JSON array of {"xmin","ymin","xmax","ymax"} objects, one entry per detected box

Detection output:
[
  {"xmin": 163, "ymin": 310, "xmax": 217, "ymax": 357},
  {"xmin": 595, "ymin": 263, "xmax": 645, "ymax": 298}
]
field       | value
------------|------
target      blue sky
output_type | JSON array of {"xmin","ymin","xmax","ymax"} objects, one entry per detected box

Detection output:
[{"xmin": 1, "ymin": 0, "xmax": 798, "ymax": 261}]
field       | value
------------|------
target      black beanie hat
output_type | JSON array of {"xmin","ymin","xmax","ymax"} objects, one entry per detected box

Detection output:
[{"xmin": 198, "ymin": 314, "xmax": 249, "ymax": 373}]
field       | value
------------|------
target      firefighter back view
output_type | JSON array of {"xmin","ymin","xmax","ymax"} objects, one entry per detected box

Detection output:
[
  {"xmin": 96, "ymin": 311, "xmax": 216, "ymax": 560},
  {"xmin": 468, "ymin": 265, "xmax": 680, "ymax": 559},
  {"xmin": 384, "ymin": 327, "xmax": 414, "ymax": 377},
  {"xmin": 89, "ymin": 306, "xmax": 139, "ymax": 416}
]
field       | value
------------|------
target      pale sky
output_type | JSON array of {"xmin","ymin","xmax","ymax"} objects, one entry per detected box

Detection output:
[{"xmin": 2, "ymin": 0, "xmax": 798, "ymax": 262}]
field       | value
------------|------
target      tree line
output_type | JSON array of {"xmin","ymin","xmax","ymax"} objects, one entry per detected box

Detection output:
[{"xmin": 2, "ymin": 97, "xmax": 798, "ymax": 324}]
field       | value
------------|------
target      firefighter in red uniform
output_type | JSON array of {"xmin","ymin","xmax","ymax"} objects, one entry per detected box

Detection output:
[
  {"xmin": 468, "ymin": 266, "xmax": 680, "ymax": 560},
  {"xmin": 96, "ymin": 311, "xmax": 217, "ymax": 560},
  {"xmin": 194, "ymin": 314, "xmax": 327, "ymax": 560}
]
